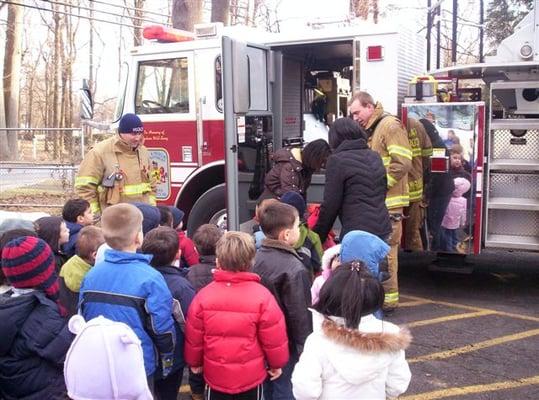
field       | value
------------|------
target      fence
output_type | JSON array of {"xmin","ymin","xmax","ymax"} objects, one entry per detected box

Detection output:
[{"xmin": 0, "ymin": 127, "xmax": 111, "ymax": 212}]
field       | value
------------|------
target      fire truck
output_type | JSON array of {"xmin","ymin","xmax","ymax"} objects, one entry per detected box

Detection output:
[
  {"xmin": 112, "ymin": 21, "xmax": 424, "ymax": 233},
  {"xmin": 402, "ymin": 0, "xmax": 539, "ymax": 261}
]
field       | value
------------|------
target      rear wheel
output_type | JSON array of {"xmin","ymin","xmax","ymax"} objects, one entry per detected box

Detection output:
[{"xmin": 186, "ymin": 184, "xmax": 226, "ymax": 235}]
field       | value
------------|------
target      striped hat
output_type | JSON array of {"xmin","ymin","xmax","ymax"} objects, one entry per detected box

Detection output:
[{"xmin": 1, "ymin": 236, "xmax": 60, "ymax": 303}]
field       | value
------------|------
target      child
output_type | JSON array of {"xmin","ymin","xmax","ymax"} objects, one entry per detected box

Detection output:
[
  {"xmin": 185, "ymin": 231, "xmax": 289, "ymax": 400},
  {"xmin": 59, "ymin": 226, "xmax": 105, "ymax": 316},
  {"xmin": 62, "ymin": 198, "xmax": 94, "ymax": 257},
  {"xmin": 253, "ymin": 201, "xmax": 312, "ymax": 400},
  {"xmin": 253, "ymin": 198, "xmax": 279, "ymax": 249},
  {"xmin": 188, "ymin": 223, "xmax": 223, "ymax": 292},
  {"xmin": 142, "ymin": 226, "xmax": 196, "ymax": 400},
  {"xmin": 441, "ymin": 177, "xmax": 471, "ymax": 252},
  {"xmin": 340, "ymin": 230, "xmax": 390, "ymax": 318},
  {"xmin": 79, "ymin": 203, "xmax": 176, "ymax": 387},
  {"xmin": 93, "ymin": 202, "xmax": 161, "ymax": 265},
  {"xmin": 280, "ymin": 191, "xmax": 323, "ymax": 276},
  {"xmin": 0, "ymin": 228, "xmax": 38, "ymax": 293},
  {"xmin": 0, "ymin": 236, "xmax": 73, "ymax": 399},
  {"xmin": 168, "ymin": 206, "xmax": 199, "ymax": 267},
  {"xmin": 291, "ymin": 261, "xmax": 412, "ymax": 400},
  {"xmin": 35, "ymin": 216, "xmax": 70, "ymax": 270},
  {"xmin": 158, "ymin": 205, "xmax": 174, "ymax": 227},
  {"xmin": 64, "ymin": 315, "xmax": 152, "ymax": 400},
  {"xmin": 310, "ymin": 244, "xmax": 340, "ymax": 305}
]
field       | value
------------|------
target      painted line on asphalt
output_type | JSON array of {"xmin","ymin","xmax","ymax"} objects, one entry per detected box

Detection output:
[
  {"xmin": 409, "ymin": 328, "xmax": 539, "ymax": 363},
  {"xmin": 399, "ymin": 300, "xmax": 431, "ymax": 307},
  {"xmin": 401, "ymin": 294, "xmax": 539, "ymax": 323},
  {"xmin": 400, "ymin": 375, "xmax": 539, "ymax": 400},
  {"xmin": 407, "ymin": 310, "xmax": 496, "ymax": 328}
]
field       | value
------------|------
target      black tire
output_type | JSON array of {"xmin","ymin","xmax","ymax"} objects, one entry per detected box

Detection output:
[{"xmin": 187, "ymin": 184, "xmax": 226, "ymax": 236}]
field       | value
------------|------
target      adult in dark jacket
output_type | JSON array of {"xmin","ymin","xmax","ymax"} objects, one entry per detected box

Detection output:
[
  {"xmin": 314, "ymin": 118, "xmax": 392, "ymax": 243},
  {"xmin": 263, "ymin": 139, "xmax": 331, "ymax": 199},
  {"xmin": 419, "ymin": 118, "xmax": 455, "ymax": 250},
  {"xmin": 0, "ymin": 236, "xmax": 73, "ymax": 400}
]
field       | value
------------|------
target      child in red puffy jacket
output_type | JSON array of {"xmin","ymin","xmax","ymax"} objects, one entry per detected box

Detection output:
[{"xmin": 185, "ymin": 231, "xmax": 289, "ymax": 400}]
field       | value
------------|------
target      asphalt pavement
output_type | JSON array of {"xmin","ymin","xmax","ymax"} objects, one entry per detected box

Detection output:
[{"xmin": 177, "ymin": 253, "xmax": 538, "ymax": 400}]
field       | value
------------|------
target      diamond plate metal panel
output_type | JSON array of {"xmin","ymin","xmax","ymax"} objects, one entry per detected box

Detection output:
[
  {"xmin": 491, "ymin": 129, "xmax": 539, "ymax": 160},
  {"xmin": 487, "ymin": 209, "xmax": 539, "ymax": 237}
]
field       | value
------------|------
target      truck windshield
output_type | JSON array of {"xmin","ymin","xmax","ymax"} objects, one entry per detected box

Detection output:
[
  {"xmin": 135, "ymin": 57, "xmax": 190, "ymax": 114},
  {"xmin": 113, "ymin": 62, "xmax": 129, "ymax": 122}
]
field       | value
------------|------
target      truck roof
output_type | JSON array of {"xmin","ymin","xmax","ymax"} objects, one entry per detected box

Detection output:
[
  {"xmin": 430, "ymin": 61, "xmax": 539, "ymax": 81},
  {"xmin": 130, "ymin": 22, "xmax": 405, "ymax": 56}
]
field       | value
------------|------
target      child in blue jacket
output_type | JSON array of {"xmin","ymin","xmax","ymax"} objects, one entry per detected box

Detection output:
[{"xmin": 79, "ymin": 203, "xmax": 176, "ymax": 389}]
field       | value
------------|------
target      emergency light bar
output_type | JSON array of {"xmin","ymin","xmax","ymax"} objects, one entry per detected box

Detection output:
[{"xmin": 143, "ymin": 25, "xmax": 194, "ymax": 43}]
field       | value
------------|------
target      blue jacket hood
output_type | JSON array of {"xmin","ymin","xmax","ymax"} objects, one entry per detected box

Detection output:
[{"xmin": 340, "ymin": 230, "xmax": 390, "ymax": 274}]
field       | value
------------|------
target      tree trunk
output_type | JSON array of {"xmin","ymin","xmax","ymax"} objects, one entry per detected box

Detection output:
[
  {"xmin": 172, "ymin": 0, "xmax": 203, "ymax": 31},
  {"xmin": 211, "ymin": 0, "xmax": 230, "ymax": 25},
  {"xmin": 133, "ymin": 0, "xmax": 145, "ymax": 46},
  {"xmin": 2, "ymin": 3, "xmax": 23, "ymax": 161}
]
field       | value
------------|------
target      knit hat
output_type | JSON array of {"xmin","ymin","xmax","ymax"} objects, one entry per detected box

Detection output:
[
  {"xmin": 132, "ymin": 202, "xmax": 161, "ymax": 235},
  {"xmin": 1, "ymin": 236, "xmax": 60, "ymax": 302},
  {"xmin": 280, "ymin": 191, "xmax": 306, "ymax": 220},
  {"xmin": 118, "ymin": 113, "xmax": 144, "ymax": 135},
  {"xmin": 168, "ymin": 206, "xmax": 185, "ymax": 229},
  {"xmin": 64, "ymin": 315, "xmax": 152, "ymax": 400}
]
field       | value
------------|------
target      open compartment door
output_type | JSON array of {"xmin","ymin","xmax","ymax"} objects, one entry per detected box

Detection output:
[{"xmin": 222, "ymin": 36, "xmax": 275, "ymax": 231}]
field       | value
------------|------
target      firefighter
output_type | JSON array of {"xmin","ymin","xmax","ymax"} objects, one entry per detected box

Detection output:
[
  {"xmin": 404, "ymin": 118, "xmax": 433, "ymax": 251},
  {"xmin": 349, "ymin": 91, "xmax": 412, "ymax": 311},
  {"xmin": 75, "ymin": 113, "xmax": 156, "ymax": 221}
]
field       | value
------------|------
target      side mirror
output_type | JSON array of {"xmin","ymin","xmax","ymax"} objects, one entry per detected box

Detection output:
[{"xmin": 80, "ymin": 79, "xmax": 94, "ymax": 120}]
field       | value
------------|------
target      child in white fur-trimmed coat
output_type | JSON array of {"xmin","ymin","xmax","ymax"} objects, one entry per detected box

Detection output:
[{"xmin": 292, "ymin": 260, "xmax": 411, "ymax": 400}]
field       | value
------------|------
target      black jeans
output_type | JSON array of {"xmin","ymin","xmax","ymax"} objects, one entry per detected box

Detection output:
[
  {"xmin": 189, "ymin": 369, "xmax": 206, "ymax": 395},
  {"xmin": 206, "ymin": 384, "xmax": 263, "ymax": 400},
  {"xmin": 154, "ymin": 368, "xmax": 183, "ymax": 400}
]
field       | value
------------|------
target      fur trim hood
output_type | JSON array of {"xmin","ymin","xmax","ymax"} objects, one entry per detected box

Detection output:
[
  {"xmin": 321, "ymin": 244, "xmax": 341, "ymax": 273},
  {"xmin": 311, "ymin": 311, "xmax": 412, "ymax": 386},
  {"xmin": 322, "ymin": 318, "xmax": 411, "ymax": 353}
]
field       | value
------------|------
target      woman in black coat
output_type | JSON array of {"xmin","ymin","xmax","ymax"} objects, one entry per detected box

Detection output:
[{"xmin": 313, "ymin": 118, "xmax": 392, "ymax": 242}]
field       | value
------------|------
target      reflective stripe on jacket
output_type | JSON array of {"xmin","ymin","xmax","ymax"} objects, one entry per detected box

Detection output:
[
  {"xmin": 75, "ymin": 135, "xmax": 156, "ymax": 213},
  {"xmin": 407, "ymin": 118, "xmax": 433, "ymax": 203},
  {"xmin": 366, "ymin": 103, "xmax": 412, "ymax": 210}
]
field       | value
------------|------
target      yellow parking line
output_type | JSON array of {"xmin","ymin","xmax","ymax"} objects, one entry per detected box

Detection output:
[
  {"xmin": 409, "ymin": 328, "xmax": 539, "ymax": 363},
  {"xmin": 400, "ymin": 375, "xmax": 539, "ymax": 400},
  {"xmin": 399, "ymin": 300, "xmax": 431, "ymax": 307},
  {"xmin": 402, "ymin": 294, "xmax": 539, "ymax": 323},
  {"xmin": 407, "ymin": 310, "xmax": 496, "ymax": 328}
]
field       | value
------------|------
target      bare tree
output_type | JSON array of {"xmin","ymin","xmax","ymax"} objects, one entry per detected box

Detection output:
[
  {"xmin": 172, "ymin": 0, "xmax": 203, "ymax": 31},
  {"xmin": 211, "ymin": 0, "xmax": 230, "ymax": 24},
  {"xmin": 2, "ymin": 3, "xmax": 23, "ymax": 160},
  {"xmin": 350, "ymin": 0, "xmax": 379, "ymax": 23}
]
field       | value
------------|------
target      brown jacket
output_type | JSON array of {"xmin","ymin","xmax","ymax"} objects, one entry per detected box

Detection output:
[
  {"xmin": 263, "ymin": 147, "xmax": 310, "ymax": 198},
  {"xmin": 366, "ymin": 103, "xmax": 412, "ymax": 210},
  {"xmin": 75, "ymin": 135, "xmax": 156, "ymax": 214}
]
